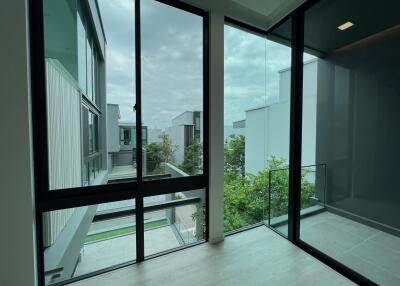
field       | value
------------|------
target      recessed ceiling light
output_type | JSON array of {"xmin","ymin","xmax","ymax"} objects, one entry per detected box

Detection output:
[{"xmin": 338, "ymin": 21, "xmax": 354, "ymax": 31}]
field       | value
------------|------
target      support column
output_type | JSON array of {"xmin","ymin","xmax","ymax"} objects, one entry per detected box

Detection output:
[{"xmin": 208, "ymin": 9, "xmax": 225, "ymax": 244}]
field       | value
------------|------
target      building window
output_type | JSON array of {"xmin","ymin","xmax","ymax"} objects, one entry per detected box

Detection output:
[{"xmin": 120, "ymin": 127, "xmax": 133, "ymax": 145}]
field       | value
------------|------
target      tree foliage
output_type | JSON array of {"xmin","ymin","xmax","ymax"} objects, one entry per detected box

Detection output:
[
  {"xmin": 145, "ymin": 134, "xmax": 175, "ymax": 174},
  {"xmin": 181, "ymin": 142, "xmax": 203, "ymax": 175},
  {"xmin": 223, "ymin": 137, "xmax": 316, "ymax": 232},
  {"xmin": 224, "ymin": 135, "xmax": 245, "ymax": 178}
]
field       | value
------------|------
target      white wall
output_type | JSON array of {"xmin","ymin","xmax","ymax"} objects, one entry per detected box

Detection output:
[
  {"xmin": 0, "ymin": 0, "xmax": 37, "ymax": 285},
  {"xmin": 245, "ymin": 107, "xmax": 267, "ymax": 174},
  {"xmin": 107, "ymin": 104, "xmax": 120, "ymax": 153},
  {"xmin": 172, "ymin": 111, "xmax": 194, "ymax": 126},
  {"xmin": 245, "ymin": 60, "xmax": 317, "ymax": 174},
  {"xmin": 165, "ymin": 125, "xmax": 185, "ymax": 165}
]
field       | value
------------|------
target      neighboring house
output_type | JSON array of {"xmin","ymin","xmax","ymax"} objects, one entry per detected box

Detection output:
[
  {"xmin": 107, "ymin": 103, "xmax": 163, "ymax": 177},
  {"xmin": 165, "ymin": 111, "xmax": 203, "ymax": 165},
  {"xmin": 223, "ymin": 59, "xmax": 318, "ymax": 175},
  {"xmin": 245, "ymin": 59, "xmax": 317, "ymax": 174}
]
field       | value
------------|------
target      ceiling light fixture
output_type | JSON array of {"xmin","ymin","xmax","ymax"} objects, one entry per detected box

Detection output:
[{"xmin": 338, "ymin": 21, "xmax": 354, "ymax": 31}]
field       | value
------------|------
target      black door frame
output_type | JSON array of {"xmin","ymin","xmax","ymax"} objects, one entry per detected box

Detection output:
[{"xmin": 29, "ymin": 0, "xmax": 209, "ymax": 285}]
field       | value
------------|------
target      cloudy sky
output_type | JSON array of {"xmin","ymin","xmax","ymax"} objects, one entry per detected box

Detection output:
[{"xmin": 98, "ymin": 0, "xmax": 311, "ymax": 129}]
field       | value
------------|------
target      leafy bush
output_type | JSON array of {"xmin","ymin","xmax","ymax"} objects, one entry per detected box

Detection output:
[
  {"xmin": 223, "ymin": 137, "xmax": 316, "ymax": 232},
  {"xmin": 145, "ymin": 134, "xmax": 175, "ymax": 174}
]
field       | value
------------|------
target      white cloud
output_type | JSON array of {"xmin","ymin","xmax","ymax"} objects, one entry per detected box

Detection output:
[{"xmin": 99, "ymin": 0, "xmax": 293, "ymax": 129}]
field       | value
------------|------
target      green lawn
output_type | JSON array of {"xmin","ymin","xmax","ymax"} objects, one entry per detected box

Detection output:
[{"xmin": 85, "ymin": 218, "xmax": 168, "ymax": 243}]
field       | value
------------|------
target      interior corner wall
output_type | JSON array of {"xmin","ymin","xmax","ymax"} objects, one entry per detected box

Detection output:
[{"xmin": 0, "ymin": 0, "xmax": 37, "ymax": 285}]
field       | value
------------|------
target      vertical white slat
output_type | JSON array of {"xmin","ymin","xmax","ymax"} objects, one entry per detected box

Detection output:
[{"xmin": 44, "ymin": 60, "xmax": 83, "ymax": 246}]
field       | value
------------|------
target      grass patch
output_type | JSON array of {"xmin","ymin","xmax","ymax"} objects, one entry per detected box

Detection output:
[{"xmin": 85, "ymin": 218, "xmax": 168, "ymax": 243}]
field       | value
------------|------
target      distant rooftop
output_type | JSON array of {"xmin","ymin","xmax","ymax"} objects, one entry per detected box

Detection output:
[{"xmin": 233, "ymin": 120, "xmax": 246, "ymax": 129}]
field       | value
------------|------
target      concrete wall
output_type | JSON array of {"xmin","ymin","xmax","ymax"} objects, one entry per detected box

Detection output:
[
  {"xmin": 315, "ymin": 28, "xmax": 400, "ymax": 229},
  {"xmin": 0, "ymin": 0, "xmax": 37, "ymax": 285}
]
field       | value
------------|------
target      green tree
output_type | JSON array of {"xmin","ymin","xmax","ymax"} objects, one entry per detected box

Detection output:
[
  {"xmin": 224, "ymin": 135, "xmax": 245, "ymax": 179},
  {"xmin": 181, "ymin": 142, "xmax": 203, "ymax": 175},
  {"xmin": 145, "ymin": 134, "xmax": 175, "ymax": 174},
  {"xmin": 223, "ymin": 156, "xmax": 316, "ymax": 232}
]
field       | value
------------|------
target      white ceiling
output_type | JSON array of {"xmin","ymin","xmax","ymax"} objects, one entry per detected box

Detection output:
[
  {"xmin": 180, "ymin": 0, "xmax": 306, "ymax": 31},
  {"xmin": 232, "ymin": 0, "xmax": 284, "ymax": 18}
]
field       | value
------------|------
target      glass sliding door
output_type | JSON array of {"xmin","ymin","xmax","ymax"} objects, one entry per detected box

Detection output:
[
  {"xmin": 264, "ymin": 19, "xmax": 292, "ymax": 236},
  {"xmin": 223, "ymin": 18, "xmax": 292, "ymax": 235},
  {"xmin": 223, "ymin": 24, "xmax": 267, "ymax": 233},
  {"xmin": 299, "ymin": 0, "xmax": 400, "ymax": 285}
]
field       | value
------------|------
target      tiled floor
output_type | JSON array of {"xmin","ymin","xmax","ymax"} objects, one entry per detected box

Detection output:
[
  {"xmin": 277, "ymin": 211, "xmax": 400, "ymax": 286},
  {"xmin": 71, "ymin": 226, "xmax": 353, "ymax": 286}
]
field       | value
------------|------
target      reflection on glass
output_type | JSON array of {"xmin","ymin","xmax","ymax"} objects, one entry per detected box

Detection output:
[
  {"xmin": 299, "ymin": 0, "xmax": 400, "ymax": 285},
  {"xmin": 77, "ymin": 2, "xmax": 87, "ymax": 94},
  {"xmin": 144, "ymin": 189, "xmax": 206, "ymax": 256},
  {"xmin": 43, "ymin": 199, "xmax": 136, "ymax": 285},
  {"xmin": 223, "ymin": 19, "xmax": 292, "ymax": 233},
  {"xmin": 43, "ymin": 0, "xmax": 137, "ymax": 189},
  {"xmin": 141, "ymin": 0, "xmax": 204, "ymax": 179},
  {"xmin": 86, "ymin": 37, "xmax": 93, "ymax": 100}
]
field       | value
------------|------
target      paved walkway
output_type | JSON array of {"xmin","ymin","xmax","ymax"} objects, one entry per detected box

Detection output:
[
  {"xmin": 108, "ymin": 165, "xmax": 136, "ymax": 180},
  {"xmin": 74, "ymin": 226, "xmax": 179, "ymax": 277}
]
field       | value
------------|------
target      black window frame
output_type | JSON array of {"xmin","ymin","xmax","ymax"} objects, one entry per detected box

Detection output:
[{"xmin": 29, "ymin": 0, "xmax": 209, "ymax": 285}]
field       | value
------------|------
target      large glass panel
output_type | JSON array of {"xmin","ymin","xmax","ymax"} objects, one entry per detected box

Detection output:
[
  {"xmin": 144, "ymin": 189, "xmax": 206, "ymax": 257},
  {"xmin": 43, "ymin": 0, "xmax": 137, "ymax": 190},
  {"xmin": 264, "ymin": 19, "xmax": 292, "ymax": 236},
  {"xmin": 300, "ymin": 1, "xmax": 400, "ymax": 285},
  {"xmin": 43, "ymin": 199, "xmax": 136, "ymax": 285},
  {"xmin": 99, "ymin": 0, "xmax": 137, "ymax": 182},
  {"xmin": 223, "ymin": 19, "xmax": 292, "ymax": 234},
  {"xmin": 223, "ymin": 25, "xmax": 267, "ymax": 233},
  {"xmin": 141, "ymin": 0, "xmax": 204, "ymax": 179}
]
